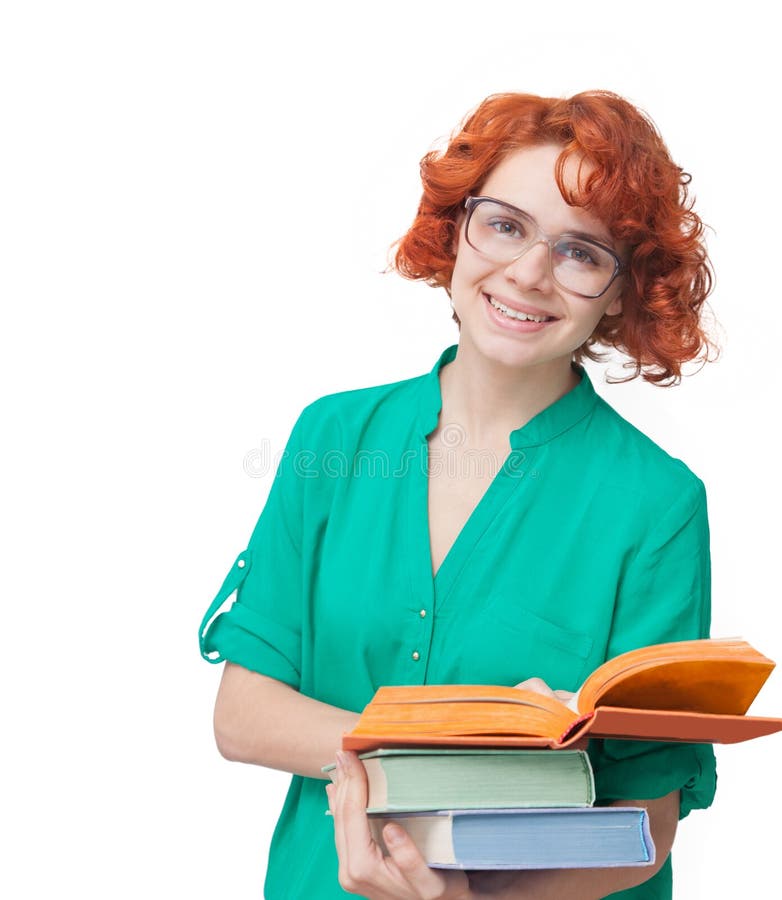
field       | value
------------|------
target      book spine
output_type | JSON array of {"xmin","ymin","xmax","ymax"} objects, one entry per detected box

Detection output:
[{"xmin": 557, "ymin": 712, "xmax": 594, "ymax": 746}]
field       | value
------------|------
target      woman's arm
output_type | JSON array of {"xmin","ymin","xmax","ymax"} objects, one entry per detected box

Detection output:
[
  {"xmin": 214, "ymin": 662, "xmax": 360, "ymax": 780},
  {"xmin": 471, "ymin": 792, "xmax": 679, "ymax": 899}
]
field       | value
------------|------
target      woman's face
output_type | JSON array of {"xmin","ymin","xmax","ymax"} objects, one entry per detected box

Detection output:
[{"xmin": 449, "ymin": 143, "xmax": 624, "ymax": 377}]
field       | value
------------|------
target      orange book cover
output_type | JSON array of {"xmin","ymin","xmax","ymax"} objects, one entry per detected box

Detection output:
[{"xmin": 342, "ymin": 638, "xmax": 782, "ymax": 752}]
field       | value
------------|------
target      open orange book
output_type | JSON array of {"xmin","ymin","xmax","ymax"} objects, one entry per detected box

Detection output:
[{"xmin": 343, "ymin": 639, "xmax": 782, "ymax": 752}]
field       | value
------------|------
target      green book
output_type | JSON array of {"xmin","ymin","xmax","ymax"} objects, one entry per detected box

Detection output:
[{"xmin": 350, "ymin": 748, "xmax": 595, "ymax": 813}]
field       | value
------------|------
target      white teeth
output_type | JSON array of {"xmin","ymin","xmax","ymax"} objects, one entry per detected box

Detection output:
[{"xmin": 487, "ymin": 295, "xmax": 549, "ymax": 323}]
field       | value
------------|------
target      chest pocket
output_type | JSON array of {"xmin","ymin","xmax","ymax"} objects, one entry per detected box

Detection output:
[{"xmin": 433, "ymin": 602, "xmax": 593, "ymax": 690}]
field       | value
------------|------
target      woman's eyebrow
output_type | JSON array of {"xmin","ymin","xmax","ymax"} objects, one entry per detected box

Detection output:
[
  {"xmin": 562, "ymin": 228, "xmax": 618, "ymax": 250},
  {"xmin": 489, "ymin": 196, "xmax": 532, "ymax": 219}
]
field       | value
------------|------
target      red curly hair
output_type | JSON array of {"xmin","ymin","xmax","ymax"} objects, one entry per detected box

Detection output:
[{"xmin": 393, "ymin": 91, "xmax": 716, "ymax": 385}]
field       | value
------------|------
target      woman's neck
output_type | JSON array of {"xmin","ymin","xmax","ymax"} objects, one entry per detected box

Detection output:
[{"xmin": 436, "ymin": 342, "xmax": 579, "ymax": 448}]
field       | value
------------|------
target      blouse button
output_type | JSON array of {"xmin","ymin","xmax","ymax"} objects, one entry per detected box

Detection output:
[
  {"xmin": 419, "ymin": 609, "xmax": 426, "ymax": 618},
  {"xmin": 412, "ymin": 651, "xmax": 420, "ymax": 661},
  {"xmin": 237, "ymin": 559, "xmax": 246, "ymax": 569}
]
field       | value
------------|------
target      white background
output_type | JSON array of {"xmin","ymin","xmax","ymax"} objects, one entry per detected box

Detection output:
[{"xmin": 2, "ymin": 1, "xmax": 780, "ymax": 897}]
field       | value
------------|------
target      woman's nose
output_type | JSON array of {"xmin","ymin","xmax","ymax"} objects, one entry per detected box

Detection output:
[{"xmin": 502, "ymin": 240, "xmax": 552, "ymax": 291}]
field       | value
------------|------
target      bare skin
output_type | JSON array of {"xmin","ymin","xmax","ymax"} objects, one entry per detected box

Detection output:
[{"xmin": 214, "ymin": 664, "xmax": 359, "ymax": 780}]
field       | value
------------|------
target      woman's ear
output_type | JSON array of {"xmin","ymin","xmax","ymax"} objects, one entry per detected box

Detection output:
[{"xmin": 606, "ymin": 294, "xmax": 622, "ymax": 316}]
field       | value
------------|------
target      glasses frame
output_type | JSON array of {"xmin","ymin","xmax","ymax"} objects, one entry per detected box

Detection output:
[{"xmin": 463, "ymin": 196, "xmax": 626, "ymax": 300}]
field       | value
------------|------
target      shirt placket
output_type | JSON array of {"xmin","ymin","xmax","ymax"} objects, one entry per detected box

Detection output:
[{"xmin": 403, "ymin": 436, "xmax": 436, "ymax": 684}]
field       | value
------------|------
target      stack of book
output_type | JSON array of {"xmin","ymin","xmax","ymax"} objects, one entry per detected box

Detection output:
[
  {"xmin": 358, "ymin": 747, "xmax": 653, "ymax": 869},
  {"xmin": 338, "ymin": 638, "xmax": 782, "ymax": 870}
]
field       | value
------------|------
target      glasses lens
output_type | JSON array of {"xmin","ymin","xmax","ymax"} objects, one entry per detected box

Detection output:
[
  {"xmin": 551, "ymin": 238, "xmax": 618, "ymax": 298},
  {"xmin": 466, "ymin": 200, "xmax": 619, "ymax": 298},
  {"xmin": 466, "ymin": 199, "xmax": 536, "ymax": 259}
]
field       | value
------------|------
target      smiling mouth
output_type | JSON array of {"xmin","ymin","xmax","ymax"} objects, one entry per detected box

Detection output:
[{"xmin": 484, "ymin": 294, "xmax": 556, "ymax": 323}]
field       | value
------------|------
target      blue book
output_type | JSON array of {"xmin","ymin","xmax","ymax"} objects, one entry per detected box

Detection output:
[{"xmin": 368, "ymin": 806, "xmax": 655, "ymax": 870}]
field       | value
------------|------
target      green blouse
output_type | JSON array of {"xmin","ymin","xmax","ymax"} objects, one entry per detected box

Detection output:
[{"xmin": 199, "ymin": 344, "xmax": 716, "ymax": 899}]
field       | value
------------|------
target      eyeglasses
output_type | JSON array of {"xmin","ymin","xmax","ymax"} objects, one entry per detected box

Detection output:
[{"xmin": 463, "ymin": 196, "xmax": 625, "ymax": 299}]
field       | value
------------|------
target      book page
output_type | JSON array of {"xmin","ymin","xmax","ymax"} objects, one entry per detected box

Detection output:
[{"xmin": 576, "ymin": 639, "xmax": 774, "ymax": 715}]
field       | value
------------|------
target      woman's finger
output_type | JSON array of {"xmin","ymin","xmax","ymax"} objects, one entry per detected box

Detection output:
[
  {"xmin": 331, "ymin": 752, "xmax": 371, "ymax": 878},
  {"xmin": 383, "ymin": 822, "xmax": 468, "ymax": 898},
  {"xmin": 331, "ymin": 750, "xmax": 393, "ymax": 895},
  {"xmin": 513, "ymin": 676, "xmax": 559, "ymax": 698},
  {"xmin": 329, "ymin": 750, "xmax": 470, "ymax": 898},
  {"xmin": 334, "ymin": 750, "xmax": 377, "ymax": 855}
]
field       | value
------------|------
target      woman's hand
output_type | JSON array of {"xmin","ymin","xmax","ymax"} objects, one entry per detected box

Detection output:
[
  {"xmin": 327, "ymin": 750, "xmax": 473, "ymax": 899},
  {"xmin": 514, "ymin": 677, "xmax": 573, "ymax": 704}
]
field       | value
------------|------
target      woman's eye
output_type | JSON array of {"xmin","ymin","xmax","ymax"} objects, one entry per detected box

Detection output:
[
  {"xmin": 561, "ymin": 243, "xmax": 598, "ymax": 266},
  {"xmin": 489, "ymin": 218, "xmax": 524, "ymax": 239}
]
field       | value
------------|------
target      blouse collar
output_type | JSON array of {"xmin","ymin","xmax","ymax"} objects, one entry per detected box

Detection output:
[{"xmin": 417, "ymin": 344, "xmax": 599, "ymax": 449}]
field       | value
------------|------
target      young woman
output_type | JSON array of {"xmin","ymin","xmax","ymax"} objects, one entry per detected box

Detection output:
[{"xmin": 199, "ymin": 91, "xmax": 717, "ymax": 899}]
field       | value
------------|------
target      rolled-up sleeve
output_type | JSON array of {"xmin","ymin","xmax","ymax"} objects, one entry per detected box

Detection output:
[
  {"xmin": 198, "ymin": 407, "xmax": 309, "ymax": 689},
  {"xmin": 588, "ymin": 476, "xmax": 717, "ymax": 820}
]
